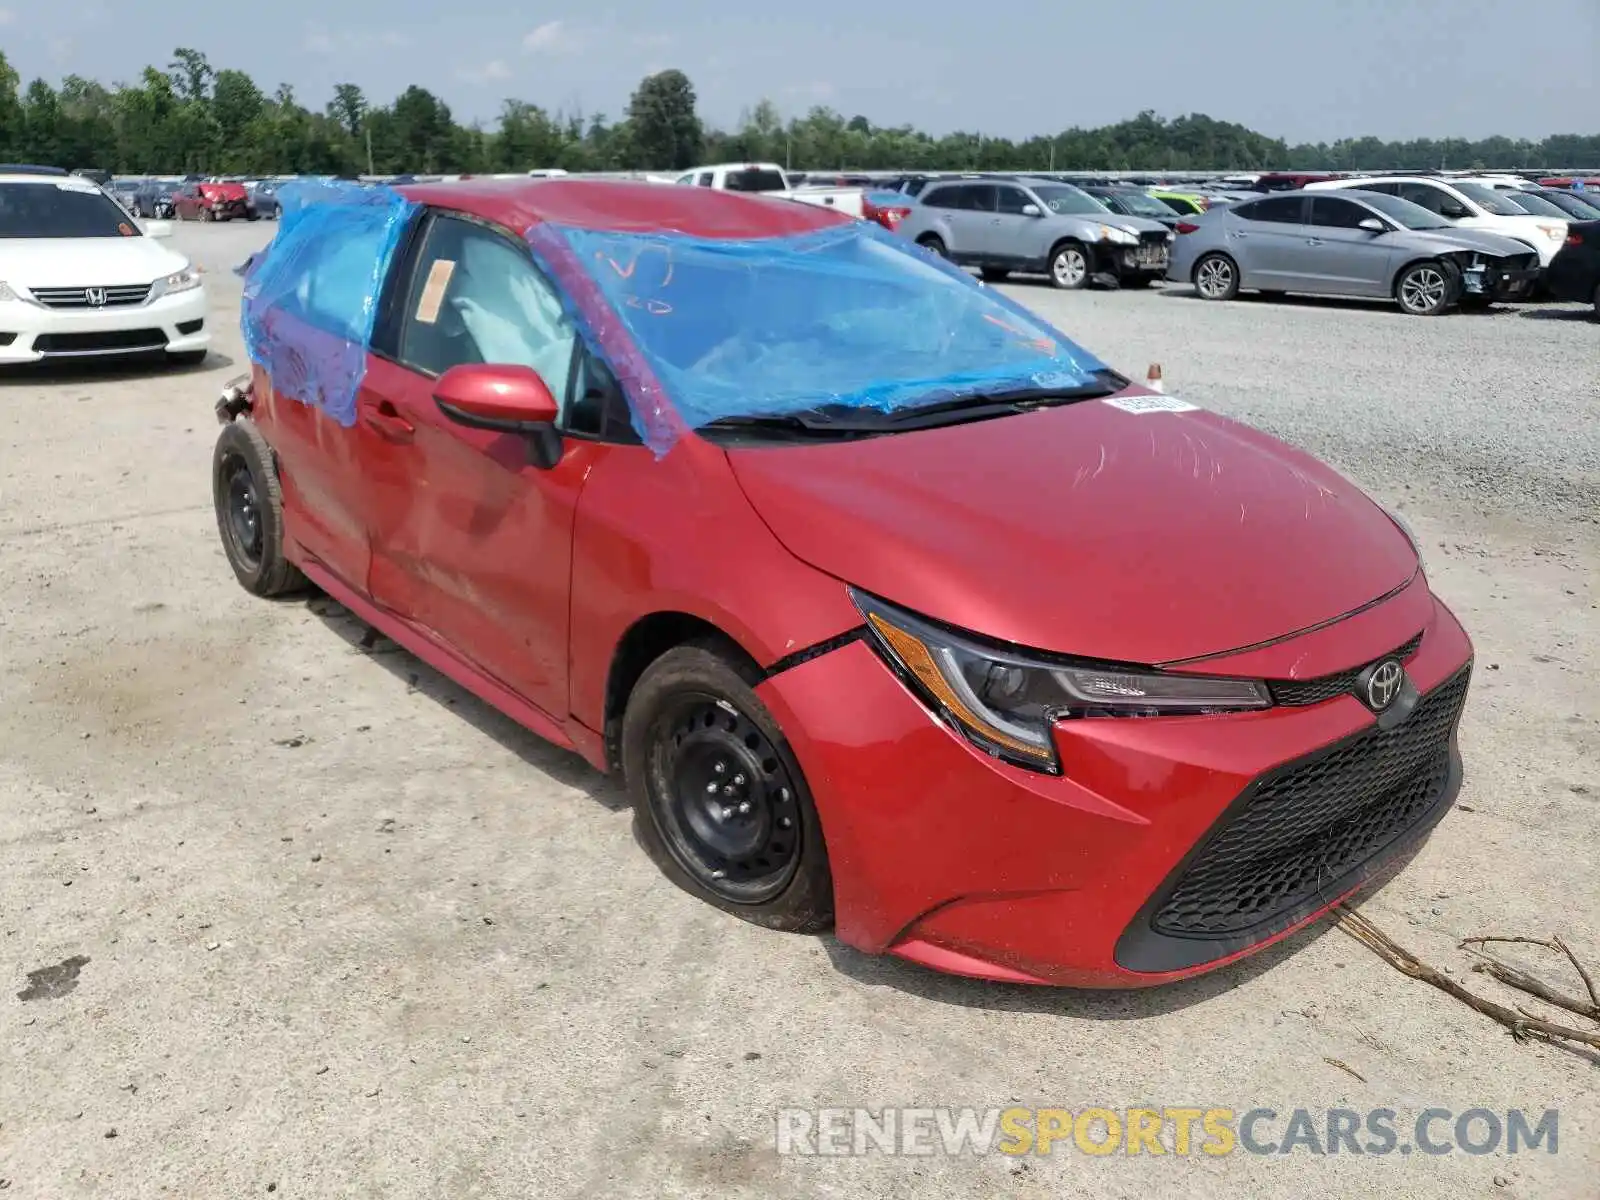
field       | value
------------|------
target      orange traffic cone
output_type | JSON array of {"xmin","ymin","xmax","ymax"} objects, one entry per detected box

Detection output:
[{"xmin": 1146, "ymin": 363, "xmax": 1164, "ymax": 393}]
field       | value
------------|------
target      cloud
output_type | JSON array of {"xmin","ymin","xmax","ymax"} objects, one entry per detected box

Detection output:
[
  {"xmin": 784, "ymin": 81, "xmax": 836, "ymax": 101},
  {"xmin": 523, "ymin": 20, "xmax": 580, "ymax": 55},
  {"xmin": 458, "ymin": 59, "xmax": 513, "ymax": 85},
  {"xmin": 305, "ymin": 26, "xmax": 410, "ymax": 55}
]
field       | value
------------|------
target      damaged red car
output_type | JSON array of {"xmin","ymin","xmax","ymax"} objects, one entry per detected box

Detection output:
[{"xmin": 213, "ymin": 178, "xmax": 1473, "ymax": 988}]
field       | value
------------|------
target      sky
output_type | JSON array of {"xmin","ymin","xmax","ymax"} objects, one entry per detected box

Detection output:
[{"xmin": 3, "ymin": 0, "xmax": 1597, "ymax": 144}]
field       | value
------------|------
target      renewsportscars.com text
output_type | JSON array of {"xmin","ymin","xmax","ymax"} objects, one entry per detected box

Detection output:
[{"xmin": 776, "ymin": 1106, "xmax": 1559, "ymax": 1158}]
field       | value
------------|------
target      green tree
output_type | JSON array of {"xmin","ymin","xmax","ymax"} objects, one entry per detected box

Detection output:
[{"xmin": 626, "ymin": 69, "xmax": 702, "ymax": 170}]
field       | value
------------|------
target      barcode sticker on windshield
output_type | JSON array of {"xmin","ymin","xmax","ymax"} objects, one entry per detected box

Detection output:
[{"xmin": 1103, "ymin": 394, "xmax": 1199, "ymax": 414}]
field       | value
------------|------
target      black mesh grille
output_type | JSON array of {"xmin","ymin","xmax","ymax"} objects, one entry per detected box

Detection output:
[
  {"xmin": 34, "ymin": 329, "xmax": 168, "ymax": 354},
  {"xmin": 1268, "ymin": 632, "xmax": 1423, "ymax": 707},
  {"xmin": 1151, "ymin": 664, "xmax": 1470, "ymax": 938},
  {"xmin": 1139, "ymin": 230, "xmax": 1170, "ymax": 244}
]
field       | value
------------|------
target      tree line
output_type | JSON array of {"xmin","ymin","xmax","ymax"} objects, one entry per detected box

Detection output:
[{"xmin": 1, "ymin": 48, "xmax": 1595, "ymax": 177}]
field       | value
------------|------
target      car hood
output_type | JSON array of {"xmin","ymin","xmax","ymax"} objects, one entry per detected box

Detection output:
[
  {"xmin": 727, "ymin": 393, "xmax": 1418, "ymax": 664},
  {"xmin": 0, "ymin": 237, "xmax": 190, "ymax": 289},
  {"xmin": 1075, "ymin": 213, "xmax": 1171, "ymax": 236},
  {"xmin": 1407, "ymin": 227, "xmax": 1538, "ymax": 257}
]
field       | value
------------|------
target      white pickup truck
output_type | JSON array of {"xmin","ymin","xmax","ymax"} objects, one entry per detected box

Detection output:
[{"xmin": 670, "ymin": 162, "xmax": 866, "ymax": 219}]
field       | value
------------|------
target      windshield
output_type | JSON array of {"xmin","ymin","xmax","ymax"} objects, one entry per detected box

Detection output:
[
  {"xmin": 1451, "ymin": 181, "xmax": 1526, "ymax": 216},
  {"xmin": 533, "ymin": 222, "xmax": 1107, "ymax": 446},
  {"xmin": 1500, "ymin": 191, "xmax": 1569, "ymax": 218},
  {"xmin": 0, "ymin": 180, "xmax": 139, "ymax": 238},
  {"xmin": 724, "ymin": 169, "xmax": 788, "ymax": 193},
  {"xmin": 1344, "ymin": 191, "xmax": 1453, "ymax": 229},
  {"xmin": 1542, "ymin": 191, "xmax": 1600, "ymax": 219},
  {"xmin": 1100, "ymin": 189, "xmax": 1174, "ymax": 217},
  {"xmin": 1028, "ymin": 185, "xmax": 1106, "ymax": 216}
]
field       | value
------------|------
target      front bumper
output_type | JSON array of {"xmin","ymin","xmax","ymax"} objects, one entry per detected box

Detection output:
[
  {"xmin": 1465, "ymin": 262, "xmax": 1541, "ymax": 301},
  {"xmin": 1100, "ymin": 237, "xmax": 1171, "ymax": 280},
  {"xmin": 0, "ymin": 286, "xmax": 210, "ymax": 363},
  {"xmin": 757, "ymin": 590, "xmax": 1473, "ymax": 988}
]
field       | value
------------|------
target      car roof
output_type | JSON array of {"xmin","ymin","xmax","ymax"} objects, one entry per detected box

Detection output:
[{"xmin": 395, "ymin": 178, "xmax": 850, "ymax": 239}]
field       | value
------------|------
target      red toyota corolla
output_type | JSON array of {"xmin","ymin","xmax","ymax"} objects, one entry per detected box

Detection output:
[{"xmin": 213, "ymin": 178, "xmax": 1472, "ymax": 988}]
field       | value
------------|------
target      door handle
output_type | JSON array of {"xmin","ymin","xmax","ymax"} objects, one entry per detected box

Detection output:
[
  {"xmin": 1306, "ymin": 238, "xmax": 1324, "ymax": 246},
  {"xmin": 362, "ymin": 400, "xmax": 414, "ymax": 443}
]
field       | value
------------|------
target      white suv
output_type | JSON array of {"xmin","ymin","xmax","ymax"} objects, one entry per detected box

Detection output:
[
  {"xmin": 1306, "ymin": 176, "xmax": 1567, "ymax": 266},
  {"xmin": 0, "ymin": 168, "xmax": 210, "ymax": 365}
]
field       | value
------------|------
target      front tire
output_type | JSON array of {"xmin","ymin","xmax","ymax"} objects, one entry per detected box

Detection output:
[
  {"xmin": 1194, "ymin": 252, "xmax": 1240, "ymax": 301},
  {"xmin": 1395, "ymin": 260, "xmax": 1457, "ymax": 316},
  {"xmin": 621, "ymin": 643, "xmax": 833, "ymax": 932},
  {"xmin": 1048, "ymin": 242, "xmax": 1091, "ymax": 290},
  {"xmin": 917, "ymin": 235, "xmax": 948, "ymax": 258},
  {"xmin": 212, "ymin": 420, "xmax": 307, "ymax": 597}
]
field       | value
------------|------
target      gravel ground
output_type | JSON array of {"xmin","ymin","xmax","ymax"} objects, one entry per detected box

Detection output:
[{"xmin": 0, "ymin": 221, "xmax": 1595, "ymax": 1200}]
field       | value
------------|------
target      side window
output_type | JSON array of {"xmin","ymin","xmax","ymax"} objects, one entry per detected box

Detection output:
[
  {"xmin": 1356, "ymin": 181, "xmax": 1398, "ymax": 196},
  {"xmin": 1309, "ymin": 197, "xmax": 1372, "ymax": 228},
  {"xmin": 962, "ymin": 185, "xmax": 998, "ymax": 212},
  {"xmin": 921, "ymin": 186, "xmax": 955, "ymax": 209},
  {"xmin": 674, "ymin": 173, "xmax": 694, "ymax": 186},
  {"xmin": 396, "ymin": 215, "xmax": 577, "ymax": 414},
  {"xmin": 995, "ymin": 186, "xmax": 1032, "ymax": 215},
  {"xmin": 1234, "ymin": 195, "xmax": 1305, "ymax": 223},
  {"xmin": 696, "ymin": 172, "xmax": 714, "ymax": 187},
  {"xmin": 1397, "ymin": 183, "xmax": 1448, "ymax": 214}
]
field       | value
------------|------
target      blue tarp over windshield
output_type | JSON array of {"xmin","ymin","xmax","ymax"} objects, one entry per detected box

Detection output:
[{"xmin": 527, "ymin": 219, "xmax": 1107, "ymax": 455}]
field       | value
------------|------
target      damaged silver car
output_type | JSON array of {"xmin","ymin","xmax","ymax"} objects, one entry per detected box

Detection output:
[{"xmin": 1167, "ymin": 188, "xmax": 1541, "ymax": 315}]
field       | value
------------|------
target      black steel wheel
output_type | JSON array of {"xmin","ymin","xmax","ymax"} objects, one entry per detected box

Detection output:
[
  {"xmin": 212, "ymin": 420, "xmax": 307, "ymax": 597},
  {"xmin": 622, "ymin": 643, "xmax": 833, "ymax": 931}
]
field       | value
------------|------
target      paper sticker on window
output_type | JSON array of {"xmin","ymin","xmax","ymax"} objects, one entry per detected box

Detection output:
[
  {"xmin": 414, "ymin": 259, "xmax": 456, "ymax": 324},
  {"xmin": 1102, "ymin": 393, "xmax": 1200, "ymax": 414},
  {"xmin": 55, "ymin": 178, "xmax": 101, "ymax": 194}
]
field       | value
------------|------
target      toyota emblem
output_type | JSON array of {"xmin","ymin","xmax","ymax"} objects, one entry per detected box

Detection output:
[
  {"xmin": 1365, "ymin": 659, "xmax": 1404, "ymax": 711},
  {"xmin": 84, "ymin": 287, "xmax": 107, "ymax": 307}
]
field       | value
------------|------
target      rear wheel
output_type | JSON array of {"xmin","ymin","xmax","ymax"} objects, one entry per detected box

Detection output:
[
  {"xmin": 200, "ymin": 208, "xmax": 214, "ymax": 222},
  {"xmin": 1193, "ymin": 253, "xmax": 1240, "ymax": 301},
  {"xmin": 622, "ymin": 643, "xmax": 833, "ymax": 932},
  {"xmin": 1395, "ymin": 260, "xmax": 1457, "ymax": 316},
  {"xmin": 1048, "ymin": 242, "xmax": 1091, "ymax": 290},
  {"xmin": 917, "ymin": 235, "xmax": 947, "ymax": 258},
  {"xmin": 212, "ymin": 420, "xmax": 307, "ymax": 597}
]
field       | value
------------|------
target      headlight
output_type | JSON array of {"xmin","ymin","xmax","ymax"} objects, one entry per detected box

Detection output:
[
  {"xmin": 1385, "ymin": 507, "xmax": 1426, "ymax": 570},
  {"xmin": 153, "ymin": 266, "xmax": 203, "ymax": 297},
  {"xmin": 1099, "ymin": 224, "xmax": 1138, "ymax": 245},
  {"xmin": 853, "ymin": 590, "xmax": 1271, "ymax": 773},
  {"xmin": 0, "ymin": 281, "xmax": 19, "ymax": 302}
]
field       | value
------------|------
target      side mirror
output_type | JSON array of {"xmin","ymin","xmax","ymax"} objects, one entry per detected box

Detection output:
[
  {"xmin": 1441, "ymin": 203, "xmax": 1470, "ymax": 219},
  {"xmin": 144, "ymin": 220, "xmax": 174, "ymax": 239},
  {"xmin": 434, "ymin": 363, "xmax": 563, "ymax": 469},
  {"xmin": 1020, "ymin": 204, "xmax": 1042, "ymax": 217},
  {"xmin": 1357, "ymin": 217, "xmax": 1387, "ymax": 233}
]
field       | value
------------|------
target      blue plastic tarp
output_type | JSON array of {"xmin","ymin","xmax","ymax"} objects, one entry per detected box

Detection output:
[
  {"xmin": 239, "ymin": 180, "xmax": 418, "ymax": 426},
  {"xmin": 527, "ymin": 219, "xmax": 1106, "ymax": 455}
]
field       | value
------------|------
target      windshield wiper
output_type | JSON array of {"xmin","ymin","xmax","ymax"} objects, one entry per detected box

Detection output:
[{"xmin": 877, "ymin": 372, "xmax": 1126, "ymax": 426}]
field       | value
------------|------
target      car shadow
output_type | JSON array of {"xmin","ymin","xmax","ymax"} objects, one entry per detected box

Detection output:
[
  {"xmin": 303, "ymin": 592, "xmax": 630, "ymax": 814},
  {"xmin": 1517, "ymin": 305, "xmax": 1594, "ymax": 321},
  {"xmin": 0, "ymin": 349, "xmax": 236, "ymax": 385},
  {"xmin": 1154, "ymin": 289, "xmax": 1550, "ymax": 318},
  {"xmin": 823, "ymin": 834, "xmax": 1439, "ymax": 1017}
]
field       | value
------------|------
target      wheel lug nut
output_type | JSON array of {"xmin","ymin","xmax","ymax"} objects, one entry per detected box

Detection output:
[
  {"xmin": 706, "ymin": 782, "xmax": 719, "ymax": 794},
  {"xmin": 713, "ymin": 761, "xmax": 726, "ymax": 774},
  {"xmin": 779, "ymin": 817, "xmax": 791, "ymax": 829},
  {"xmin": 732, "ymin": 773, "xmax": 746, "ymax": 786},
  {"xmin": 737, "ymin": 801, "xmax": 751, "ymax": 814}
]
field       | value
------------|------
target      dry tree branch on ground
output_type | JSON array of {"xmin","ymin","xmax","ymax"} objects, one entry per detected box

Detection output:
[{"xmin": 1335, "ymin": 907, "xmax": 1600, "ymax": 1051}]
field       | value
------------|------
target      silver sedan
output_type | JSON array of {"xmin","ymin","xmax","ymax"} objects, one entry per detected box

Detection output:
[{"xmin": 1166, "ymin": 189, "xmax": 1542, "ymax": 314}]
